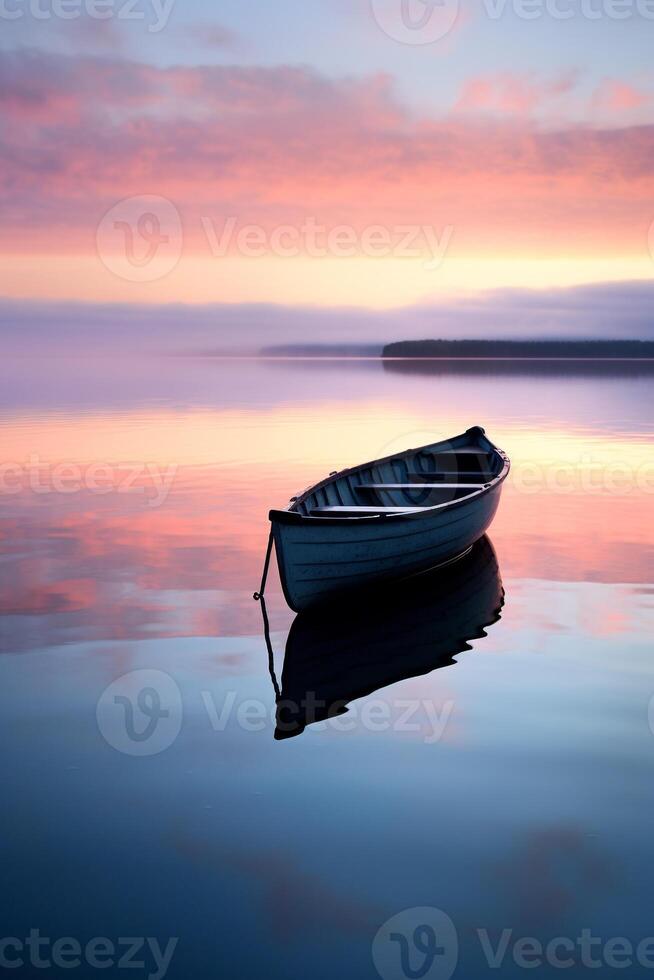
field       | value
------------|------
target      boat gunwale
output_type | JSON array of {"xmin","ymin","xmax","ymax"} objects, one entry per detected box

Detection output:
[{"xmin": 269, "ymin": 426, "xmax": 510, "ymax": 527}]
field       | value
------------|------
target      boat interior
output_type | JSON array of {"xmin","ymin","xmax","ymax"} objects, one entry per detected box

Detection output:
[{"xmin": 291, "ymin": 443, "xmax": 502, "ymax": 518}]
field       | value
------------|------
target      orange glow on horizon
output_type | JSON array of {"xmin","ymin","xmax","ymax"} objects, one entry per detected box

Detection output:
[{"xmin": 1, "ymin": 255, "xmax": 653, "ymax": 308}]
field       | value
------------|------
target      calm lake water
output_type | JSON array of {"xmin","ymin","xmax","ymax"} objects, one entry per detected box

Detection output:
[{"xmin": 1, "ymin": 356, "xmax": 653, "ymax": 979}]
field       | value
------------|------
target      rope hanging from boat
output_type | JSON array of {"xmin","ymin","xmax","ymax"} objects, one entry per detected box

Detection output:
[
  {"xmin": 257, "ymin": 594, "xmax": 281, "ymax": 701},
  {"xmin": 253, "ymin": 524, "xmax": 274, "ymax": 602},
  {"xmin": 253, "ymin": 526, "xmax": 281, "ymax": 701}
]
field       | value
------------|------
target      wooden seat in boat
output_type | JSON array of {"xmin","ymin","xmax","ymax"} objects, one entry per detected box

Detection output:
[
  {"xmin": 310, "ymin": 506, "xmax": 428, "ymax": 516},
  {"xmin": 355, "ymin": 483, "xmax": 486, "ymax": 491},
  {"xmin": 399, "ymin": 472, "xmax": 491, "ymax": 482}
]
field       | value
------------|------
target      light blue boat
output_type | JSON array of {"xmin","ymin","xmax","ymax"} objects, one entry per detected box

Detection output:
[{"xmin": 263, "ymin": 426, "xmax": 510, "ymax": 612}]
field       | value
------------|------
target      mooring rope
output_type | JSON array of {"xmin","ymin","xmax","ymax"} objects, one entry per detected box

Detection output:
[
  {"xmin": 257, "ymin": 594, "xmax": 281, "ymax": 701},
  {"xmin": 253, "ymin": 524, "xmax": 274, "ymax": 602},
  {"xmin": 252, "ymin": 525, "xmax": 281, "ymax": 700}
]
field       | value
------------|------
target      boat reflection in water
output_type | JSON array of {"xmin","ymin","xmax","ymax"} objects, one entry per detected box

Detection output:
[{"xmin": 267, "ymin": 535, "xmax": 504, "ymax": 740}]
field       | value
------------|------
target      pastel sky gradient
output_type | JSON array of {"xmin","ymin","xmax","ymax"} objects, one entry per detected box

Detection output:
[{"xmin": 1, "ymin": 0, "xmax": 654, "ymax": 335}]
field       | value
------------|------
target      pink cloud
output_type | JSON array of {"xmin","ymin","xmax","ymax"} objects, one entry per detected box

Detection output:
[
  {"xmin": 0, "ymin": 576, "xmax": 97, "ymax": 615},
  {"xmin": 0, "ymin": 52, "xmax": 653, "ymax": 256},
  {"xmin": 592, "ymin": 79, "xmax": 651, "ymax": 112},
  {"xmin": 454, "ymin": 71, "xmax": 580, "ymax": 116}
]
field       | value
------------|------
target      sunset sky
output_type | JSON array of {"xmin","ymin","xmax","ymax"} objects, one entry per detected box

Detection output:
[{"xmin": 1, "ymin": 0, "xmax": 654, "ymax": 344}]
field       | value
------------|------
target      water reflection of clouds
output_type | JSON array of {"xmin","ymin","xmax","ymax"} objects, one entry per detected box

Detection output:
[
  {"xmin": 1, "ymin": 356, "xmax": 652, "ymax": 657},
  {"xmin": 1, "ymin": 358, "xmax": 652, "ymax": 980},
  {"xmin": 1, "ymin": 472, "xmax": 652, "ymax": 657},
  {"xmin": 171, "ymin": 831, "xmax": 383, "ymax": 939},
  {"xmin": 492, "ymin": 826, "xmax": 615, "ymax": 927}
]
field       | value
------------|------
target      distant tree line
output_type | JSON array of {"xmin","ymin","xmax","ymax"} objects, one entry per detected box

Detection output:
[{"xmin": 382, "ymin": 340, "xmax": 654, "ymax": 358}]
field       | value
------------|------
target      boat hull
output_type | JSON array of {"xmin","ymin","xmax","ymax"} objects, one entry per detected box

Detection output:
[
  {"xmin": 272, "ymin": 480, "xmax": 503, "ymax": 612},
  {"xmin": 267, "ymin": 426, "xmax": 509, "ymax": 612}
]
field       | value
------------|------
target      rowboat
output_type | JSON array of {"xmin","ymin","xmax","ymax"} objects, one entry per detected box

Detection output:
[
  {"xmin": 261, "ymin": 425, "xmax": 509, "ymax": 612},
  {"xmin": 270, "ymin": 535, "xmax": 504, "ymax": 739}
]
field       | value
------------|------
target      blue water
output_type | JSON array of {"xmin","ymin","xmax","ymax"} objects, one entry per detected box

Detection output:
[{"xmin": 1, "ymin": 356, "xmax": 653, "ymax": 979}]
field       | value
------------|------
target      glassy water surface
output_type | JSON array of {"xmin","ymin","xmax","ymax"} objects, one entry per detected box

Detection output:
[{"xmin": 1, "ymin": 356, "xmax": 653, "ymax": 978}]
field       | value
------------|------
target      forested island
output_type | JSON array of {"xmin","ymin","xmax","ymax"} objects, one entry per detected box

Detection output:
[{"xmin": 382, "ymin": 340, "xmax": 654, "ymax": 359}]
